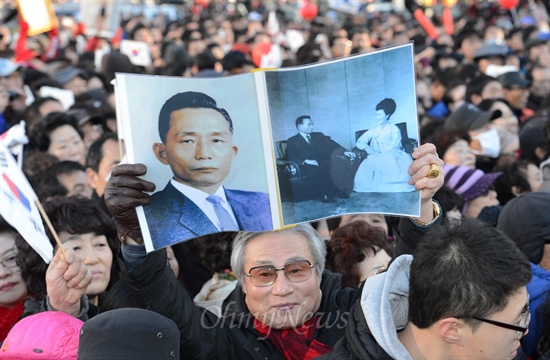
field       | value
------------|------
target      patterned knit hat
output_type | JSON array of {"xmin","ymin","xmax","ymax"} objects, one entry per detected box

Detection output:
[{"xmin": 444, "ymin": 164, "xmax": 502, "ymax": 203}]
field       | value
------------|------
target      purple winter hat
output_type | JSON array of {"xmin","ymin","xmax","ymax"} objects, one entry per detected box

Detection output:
[{"xmin": 444, "ymin": 164, "xmax": 502, "ymax": 203}]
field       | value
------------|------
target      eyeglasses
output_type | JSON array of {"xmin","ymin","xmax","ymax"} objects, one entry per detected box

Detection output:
[
  {"xmin": 462, "ymin": 307, "xmax": 530, "ymax": 340},
  {"xmin": 0, "ymin": 253, "xmax": 18, "ymax": 269},
  {"xmin": 245, "ymin": 260, "xmax": 316, "ymax": 287}
]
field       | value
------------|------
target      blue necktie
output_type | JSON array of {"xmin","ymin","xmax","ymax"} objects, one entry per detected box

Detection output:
[{"xmin": 206, "ymin": 195, "xmax": 239, "ymax": 231}]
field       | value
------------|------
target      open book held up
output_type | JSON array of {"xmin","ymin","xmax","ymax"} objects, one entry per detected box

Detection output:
[{"xmin": 115, "ymin": 43, "xmax": 421, "ymax": 252}]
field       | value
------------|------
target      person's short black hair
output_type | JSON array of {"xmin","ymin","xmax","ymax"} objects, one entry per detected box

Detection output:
[
  {"xmin": 329, "ymin": 35, "xmax": 347, "ymax": 48},
  {"xmin": 454, "ymin": 28, "xmax": 480, "ymax": 50},
  {"xmin": 127, "ymin": 22, "xmax": 148, "ymax": 41},
  {"xmin": 431, "ymin": 128, "xmax": 471, "ymax": 159},
  {"xmin": 409, "ymin": 218, "xmax": 531, "ymax": 330},
  {"xmin": 521, "ymin": 25, "xmax": 539, "ymax": 46},
  {"xmin": 433, "ymin": 186, "xmax": 464, "ymax": 214},
  {"xmin": 158, "ymin": 91, "xmax": 233, "ymax": 142},
  {"xmin": 49, "ymin": 160, "xmax": 86, "ymax": 176},
  {"xmin": 23, "ymin": 96, "xmax": 62, "ymax": 129},
  {"xmin": 506, "ymin": 27, "xmax": 523, "ymax": 40},
  {"xmin": 295, "ymin": 115, "xmax": 311, "ymax": 128},
  {"xmin": 43, "ymin": 196, "xmax": 116, "ymax": 242},
  {"xmin": 194, "ymin": 232, "xmax": 236, "ymax": 274},
  {"xmin": 29, "ymin": 112, "xmax": 83, "ymax": 152},
  {"xmin": 493, "ymin": 159, "xmax": 537, "ymax": 205},
  {"xmin": 86, "ymin": 134, "xmax": 118, "ymax": 171},
  {"xmin": 30, "ymin": 161, "xmax": 86, "ymax": 201},
  {"xmin": 454, "ymin": 63, "xmax": 480, "ymax": 85},
  {"xmin": 193, "ymin": 49, "xmax": 219, "ymax": 71},
  {"xmin": 466, "ymin": 74, "xmax": 497, "ymax": 102},
  {"xmin": 432, "ymin": 68, "xmax": 456, "ymax": 88},
  {"xmin": 295, "ymin": 42, "xmax": 323, "ymax": 65}
]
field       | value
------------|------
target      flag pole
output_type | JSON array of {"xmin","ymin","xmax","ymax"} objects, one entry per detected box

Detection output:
[{"xmin": 34, "ymin": 199, "xmax": 65, "ymax": 251}]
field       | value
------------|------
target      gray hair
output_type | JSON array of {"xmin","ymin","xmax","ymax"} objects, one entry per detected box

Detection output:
[{"xmin": 230, "ymin": 223, "xmax": 326, "ymax": 285}]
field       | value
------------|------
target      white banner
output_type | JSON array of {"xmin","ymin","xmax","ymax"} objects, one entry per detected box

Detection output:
[{"xmin": 0, "ymin": 141, "xmax": 53, "ymax": 263}]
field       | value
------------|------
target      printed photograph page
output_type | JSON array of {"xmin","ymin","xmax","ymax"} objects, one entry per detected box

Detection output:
[
  {"xmin": 263, "ymin": 43, "xmax": 421, "ymax": 226},
  {"xmin": 115, "ymin": 73, "xmax": 274, "ymax": 252}
]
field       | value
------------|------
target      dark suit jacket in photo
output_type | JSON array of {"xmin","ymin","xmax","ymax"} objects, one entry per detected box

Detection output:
[
  {"xmin": 143, "ymin": 182, "xmax": 272, "ymax": 248},
  {"xmin": 286, "ymin": 132, "xmax": 347, "ymax": 168},
  {"xmin": 286, "ymin": 132, "xmax": 348, "ymax": 198}
]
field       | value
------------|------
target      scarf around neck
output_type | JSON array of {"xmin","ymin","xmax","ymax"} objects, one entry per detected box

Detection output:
[{"xmin": 254, "ymin": 317, "xmax": 331, "ymax": 360}]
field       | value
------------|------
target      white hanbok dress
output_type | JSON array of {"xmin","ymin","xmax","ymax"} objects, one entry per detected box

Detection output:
[{"xmin": 353, "ymin": 123, "xmax": 415, "ymax": 193}]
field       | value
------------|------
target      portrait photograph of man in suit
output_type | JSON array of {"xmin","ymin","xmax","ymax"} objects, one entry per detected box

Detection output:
[
  {"xmin": 115, "ymin": 72, "xmax": 274, "ymax": 251},
  {"xmin": 144, "ymin": 91, "xmax": 272, "ymax": 248}
]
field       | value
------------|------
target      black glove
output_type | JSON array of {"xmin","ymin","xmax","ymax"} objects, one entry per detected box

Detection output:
[{"xmin": 104, "ymin": 164, "xmax": 156, "ymax": 244}]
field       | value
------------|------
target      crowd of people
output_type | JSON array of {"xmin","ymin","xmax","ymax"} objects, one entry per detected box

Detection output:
[{"xmin": 1, "ymin": 0, "xmax": 550, "ymax": 359}]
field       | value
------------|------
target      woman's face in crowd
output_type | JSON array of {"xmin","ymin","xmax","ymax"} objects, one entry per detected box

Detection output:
[
  {"xmin": 443, "ymin": 139, "xmax": 476, "ymax": 169},
  {"xmin": 58, "ymin": 232, "xmax": 113, "ymax": 302},
  {"xmin": 356, "ymin": 247, "xmax": 391, "ymax": 283},
  {"xmin": 48, "ymin": 125, "xmax": 87, "ymax": 165},
  {"xmin": 463, "ymin": 189, "xmax": 499, "ymax": 219},
  {"xmin": 0, "ymin": 233, "xmax": 28, "ymax": 309}
]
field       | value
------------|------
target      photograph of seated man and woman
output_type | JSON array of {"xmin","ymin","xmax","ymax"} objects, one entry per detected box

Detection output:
[{"xmin": 266, "ymin": 44, "xmax": 420, "ymax": 225}]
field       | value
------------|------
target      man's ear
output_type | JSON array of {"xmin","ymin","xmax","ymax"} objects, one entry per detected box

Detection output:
[
  {"xmin": 438, "ymin": 317, "xmax": 462, "ymax": 344},
  {"xmin": 86, "ymin": 167, "xmax": 98, "ymax": 190},
  {"xmin": 232, "ymin": 145, "xmax": 238, "ymax": 160},
  {"xmin": 153, "ymin": 142, "xmax": 169, "ymax": 165}
]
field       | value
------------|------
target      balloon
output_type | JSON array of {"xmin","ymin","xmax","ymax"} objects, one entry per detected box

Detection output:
[
  {"xmin": 442, "ymin": 0, "xmax": 457, "ymax": 7},
  {"xmin": 413, "ymin": 9, "xmax": 439, "ymax": 40},
  {"xmin": 498, "ymin": 0, "xmax": 519, "ymax": 10},
  {"xmin": 252, "ymin": 42, "xmax": 271, "ymax": 67},
  {"xmin": 301, "ymin": 2, "xmax": 318, "ymax": 21},
  {"xmin": 442, "ymin": 7, "xmax": 454, "ymax": 35}
]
